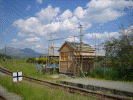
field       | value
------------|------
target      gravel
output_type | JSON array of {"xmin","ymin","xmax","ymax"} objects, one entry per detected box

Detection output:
[{"xmin": 65, "ymin": 78, "xmax": 133, "ymax": 93}]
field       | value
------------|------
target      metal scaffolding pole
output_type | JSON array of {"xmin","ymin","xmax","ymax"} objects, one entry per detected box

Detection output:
[
  {"xmin": 5, "ymin": 45, "xmax": 6, "ymax": 60},
  {"xmin": 78, "ymin": 25, "xmax": 83, "ymax": 76},
  {"xmin": 74, "ymin": 35, "xmax": 76, "ymax": 77},
  {"xmin": 48, "ymin": 41, "xmax": 50, "ymax": 74}
]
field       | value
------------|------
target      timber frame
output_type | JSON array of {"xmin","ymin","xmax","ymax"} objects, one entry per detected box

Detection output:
[{"xmin": 58, "ymin": 41, "xmax": 95, "ymax": 75}]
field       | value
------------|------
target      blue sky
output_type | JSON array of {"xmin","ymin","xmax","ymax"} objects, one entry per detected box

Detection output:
[{"xmin": 0, "ymin": 0, "xmax": 133, "ymax": 54}]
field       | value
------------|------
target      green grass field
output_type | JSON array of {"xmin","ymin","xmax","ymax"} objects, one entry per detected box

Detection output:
[
  {"xmin": 0, "ymin": 59, "xmax": 101, "ymax": 100},
  {"xmin": 0, "ymin": 59, "xmax": 62, "ymax": 82},
  {"xmin": 0, "ymin": 73, "xmax": 99, "ymax": 100}
]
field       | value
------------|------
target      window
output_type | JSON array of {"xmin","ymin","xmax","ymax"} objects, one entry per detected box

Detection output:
[{"xmin": 61, "ymin": 52, "xmax": 68, "ymax": 60}]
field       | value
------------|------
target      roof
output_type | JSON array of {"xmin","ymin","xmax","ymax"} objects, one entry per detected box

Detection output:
[
  {"xmin": 58, "ymin": 41, "xmax": 94, "ymax": 52},
  {"xmin": 66, "ymin": 41, "xmax": 94, "ymax": 51}
]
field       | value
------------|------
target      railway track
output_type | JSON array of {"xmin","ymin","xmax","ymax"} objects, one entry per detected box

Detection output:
[
  {"xmin": 0, "ymin": 66, "xmax": 132, "ymax": 100},
  {"xmin": 0, "ymin": 94, "xmax": 6, "ymax": 100}
]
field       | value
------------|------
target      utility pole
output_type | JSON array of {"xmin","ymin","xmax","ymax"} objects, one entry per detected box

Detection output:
[
  {"xmin": 50, "ymin": 33, "xmax": 52, "ymax": 55},
  {"xmin": 48, "ymin": 41, "xmax": 50, "ymax": 74},
  {"xmin": 74, "ymin": 35, "xmax": 76, "ymax": 77},
  {"xmin": 45, "ymin": 49, "xmax": 47, "ymax": 73},
  {"xmin": 95, "ymin": 35, "xmax": 97, "ymax": 67},
  {"xmin": 98, "ymin": 38, "xmax": 99, "ymax": 53},
  {"xmin": 78, "ymin": 25, "xmax": 83, "ymax": 74},
  {"xmin": 5, "ymin": 45, "xmax": 6, "ymax": 60}
]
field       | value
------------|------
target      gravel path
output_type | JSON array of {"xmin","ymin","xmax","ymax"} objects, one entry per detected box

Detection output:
[
  {"xmin": 0, "ymin": 71, "xmax": 22, "ymax": 100},
  {"xmin": 65, "ymin": 78, "xmax": 133, "ymax": 93}
]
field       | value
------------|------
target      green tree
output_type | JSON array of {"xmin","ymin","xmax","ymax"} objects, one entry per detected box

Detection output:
[
  {"xmin": 103, "ymin": 25, "xmax": 133, "ymax": 81},
  {"xmin": 26, "ymin": 57, "xmax": 36, "ymax": 63},
  {"xmin": 38, "ymin": 57, "xmax": 47, "ymax": 64},
  {"xmin": 53, "ymin": 58, "xmax": 59, "ymax": 64},
  {"xmin": 103, "ymin": 26, "xmax": 133, "ymax": 68}
]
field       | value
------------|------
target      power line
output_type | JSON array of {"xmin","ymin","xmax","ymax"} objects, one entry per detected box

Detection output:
[
  {"xmin": 48, "ymin": 35, "xmax": 81, "ymax": 41},
  {"xmin": 13, "ymin": 0, "xmax": 34, "ymax": 17},
  {"xmin": 0, "ymin": 6, "xmax": 26, "ymax": 34},
  {"xmin": 4, "ymin": 0, "xmax": 29, "ymax": 17}
]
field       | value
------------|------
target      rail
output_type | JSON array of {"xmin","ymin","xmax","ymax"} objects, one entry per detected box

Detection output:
[{"xmin": 0, "ymin": 66, "xmax": 132, "ymax": 100}]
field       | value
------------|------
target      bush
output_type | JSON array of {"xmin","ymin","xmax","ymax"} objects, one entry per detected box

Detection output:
[
  {"xmin": 90, "ymin": 67, "xmax": 133, "ymax": 81},
  {"xmin": 104, "ymin": 70, "xmax": 118, "ymax": 80},
  {"xmin": 38, "ymin": 57, "xmax": 47, "ymax": 64},
  {"xmin": 116, "ymin": 67, "xmax": 133, "ymax": 81},
  {"xmin": 90, "ymin": 68, "xmax": 104, "ymax": 78},
  {"xmin": 26, "ymin": 57, "xmax": 36, "ymax": 63}
]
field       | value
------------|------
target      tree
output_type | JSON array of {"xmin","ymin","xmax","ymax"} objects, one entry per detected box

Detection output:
[
  {"xmin": 38, "ymin": 57, "xmax": 47, "ymax": 64},
  {"xmin": 103, "ymin": 25, "xmax": 133, "ymax": 69},
  {"xmin": 102, "ymin": 25, "xmax": 133, "ymax": 81},
  {"xmin": 26, "ymin": 57, "xmax": 36, "ymax": 63},
  {"xmin": 53, "ymin": 58, "xmax": 59, "ymax": 64}
]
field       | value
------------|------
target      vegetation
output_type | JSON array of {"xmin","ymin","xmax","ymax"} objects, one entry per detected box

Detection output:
[
  {"xmin": 0, "ymin": 75, "xmax": 99, "ymax": 100},
  {"xmin": 26, "ymin": 56, "xmax": 59, "ymax": 64},
  {"xmin": 0, "ymin": 54, "xmax": 12, "ymax": 59},
  {"xmin": 90, "ymin": 25, "xmax": 133, "ymax": 81},
  {"xmin": 26, "ymin": 57, "xmax": 36, "ymax": 63},
  {"xmin": 0, "ymin": 59, "xmax": 59, "ymax": 82}
]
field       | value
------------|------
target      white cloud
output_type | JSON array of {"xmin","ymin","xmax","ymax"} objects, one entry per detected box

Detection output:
[
  {"xmin": 86, "ymin": 0, "xmax": 114, "ymax": 9},
  {"xmin": 36, "ymin": 5, "xmax": 60, "ymax": 24},
  {"xmin": 25, "ymin": 37, "xmax": 41, "ymax": 42},
  {"xmin": 18, "ymin": 32, "xmax": 36, "ymax": 37},
  {"xmin": 26, "ymin": 5, "xmax": 31, "ymax": 11},
  {"xmin": 13, "ymin": 17, "xmax": 47, "ymax": 36},
  {"xmin": 84, "ymin": 0, "xmax": 133, "ymax": 23},
  {"xmin": 74, "ymin": 7, "xmax": 87, "ymax": 19},
  {"xmin": 59, "ymin": 9, "xmax": 73, "ymax": 20},
  {"xmin": 13, "ymin": 1, "xmax": 133, "ymax": 50},
  {"xmin": 12, "ymin": 39, "xmax": 18, "ymax": 42},
  {"xmin": 13, "ymin": 5, "xmax": 90, "ymax": 38},
  {"xmin": 85, "ymin": 31, "xmax": 119, "ymax": 40},
  {"xmin": 65, "ymin": 36, "xmax": 80, "ymax": 42},
  {"xmin": 35, "ymin": 45, "xmax": 42, "ymax": 48},
  {"xmin": 18, "ymin": 32, "xmax": 26, "ymax": 37},
  {"xmin": 86, "ymin": 0, "xmax": 133, "ymax": 10},
  {"xmin": 36, "ymin": 0, "xmax": 43, "ymax": 4},
  {"xmin": 28, "ymin": 34, "xmax": 35, "ymax": 37}
]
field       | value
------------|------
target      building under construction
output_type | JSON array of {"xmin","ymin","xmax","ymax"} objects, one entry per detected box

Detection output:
[
  {"xmin": 48, "ymin": 25, "xmax": 105, "ymax": 76},
  {"xmin": 58, "ymin": 41, "xmax": 95, "ymax": 75}
]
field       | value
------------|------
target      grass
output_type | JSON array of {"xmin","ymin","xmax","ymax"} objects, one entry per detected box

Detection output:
[
  {"xmin": 0, "ymin": 75, "xmax": 100, "ymax": 100},
  {"xmin": 0, "ymin": 59, "xmax": 63, "ymax": 82}
]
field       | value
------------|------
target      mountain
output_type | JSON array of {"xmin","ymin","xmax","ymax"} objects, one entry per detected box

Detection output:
[{"xmin": 0, "ymin": 47, "xmax": 46, "ymax": 58}]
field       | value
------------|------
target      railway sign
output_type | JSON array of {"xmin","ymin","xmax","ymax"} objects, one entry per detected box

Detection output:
[{"xmin": 13, "ymin": 71, "xmax": 22, "ymax": 82}]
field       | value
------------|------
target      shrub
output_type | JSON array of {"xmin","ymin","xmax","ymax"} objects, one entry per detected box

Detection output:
[
  {"xmin": 104, "ymin": 70, "xmax": 118, "ymax": 80},
  {"xmin": 116, "ymin": 67, "xmax": 133, "ymax": 81},
  {"xmin": 26, "ymin": 57, "xmax": 36, "ymax": 63},
  {"xmin": 90, "ymin": 68, "xmax": 104, "ymax": 78}
]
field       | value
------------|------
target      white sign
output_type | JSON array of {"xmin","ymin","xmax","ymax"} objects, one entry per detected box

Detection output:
[{"xmin": 13, "ymin": 71, "xmax": 23, "ymax": 82}]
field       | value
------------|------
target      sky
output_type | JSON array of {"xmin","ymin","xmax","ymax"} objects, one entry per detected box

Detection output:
[{"xmin": 0, "ymin": 0, "xmax": 133, "ymax": 54}]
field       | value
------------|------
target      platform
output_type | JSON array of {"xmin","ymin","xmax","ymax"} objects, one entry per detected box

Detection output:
[{"xmin": 60, "ymin": 78, "xmax": 133, "ymax": 97}]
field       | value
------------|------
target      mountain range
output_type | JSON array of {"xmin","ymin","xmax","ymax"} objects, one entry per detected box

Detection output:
[{"xmin": 0, "ymin": 47, "xmax": 46, "ymax": 58}]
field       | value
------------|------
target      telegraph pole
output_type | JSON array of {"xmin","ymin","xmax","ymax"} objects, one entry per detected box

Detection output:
[
  {"xmin": 78, "ymin": 25, "xmax": 83, "ymax": 73},
  {"xmin": 95, "ymin": 35, "xmax": 96, "ymax": 66},
  {"xmin": 50, "ymin": 32, "xmax": 52, "ymax": 48},
  {"xmin": 5, "ymin": 45, "xmax": 6, "ymax": 61},
  {"xmin": 74, "ymin": 35, "xmax": 76, "ymax": 77},
  {"xmin": 48, "ymin": 41, "xmax": 50, "ymax": 74}
]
